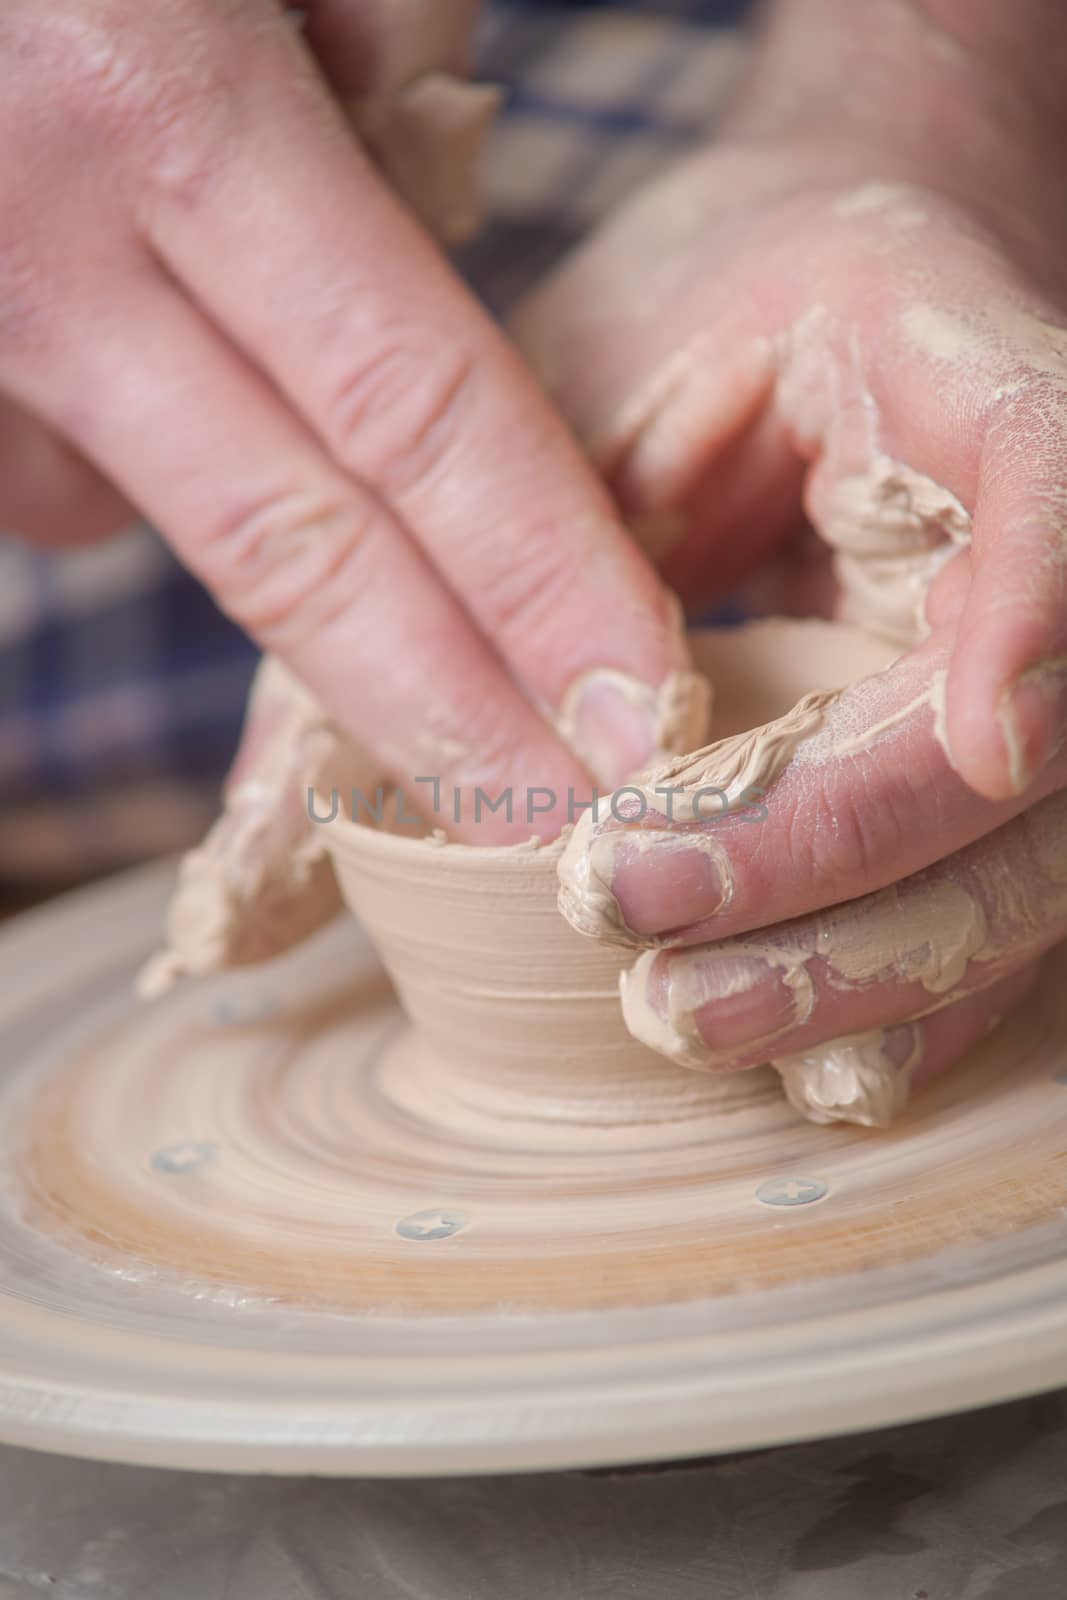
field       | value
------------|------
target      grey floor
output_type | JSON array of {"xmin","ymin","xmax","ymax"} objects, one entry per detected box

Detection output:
[{"xmin": 1, "ymin": 1392, "xmax": 1065, "ymax": 1598}]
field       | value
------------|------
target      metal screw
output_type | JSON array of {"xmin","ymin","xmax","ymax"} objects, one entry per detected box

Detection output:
[
  {"xmin": 395, "ymin": 1208, "xmax": 467, "ymax": 1241},
  {"xmin": 212, "ymin": 996, "xmax": 276, "ymax": 1026},
  {"xmin": 151, "ymin": 1141, "xmax": 218, "ymax": 1175},
  {"xmin": 755, "ymin": 1176, "xmax": 828, "ymax": 1208}
]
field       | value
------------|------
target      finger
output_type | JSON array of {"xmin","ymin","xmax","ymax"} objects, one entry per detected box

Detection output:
[
  {"xmin": 558, "ymin": 628, "xmax": 988, "ymax": 944},
  {"xmin": 922, "ymin": 544, "xmax": 971, "ymax": 633},
  {"xmin": 654, "ymin": 408, "xmax": 805, "ymax": 612},
  {"xmin": 0, "ymin": 394, "xmax": 132, "ymax": 546},
  {"xmin": 3, "ymin": 255, "xmax": 593, "ymax": 843},
  {"xmin": 558, "ymin": 622, "xmax": 1067, "ymax": 948},
  {"xmin": 773, "ymin": 964, "xmax": 1039, "ymax": 1128},
  {"xmin": 133, "ymin": 7, "xmax": 697, "ymax": 786},
  {"xmin": 802, "ymin": 221, "xmax": 1067, "ymax": 803},
  {"xmin": 906, "ymin": 964, "xmax": 1039, "ymax": 1096},
  {"xmin": 511, "ymin": 162, "xmax": 800, "ymax": 590},
  {"xmin": 519, "ymin": 174, "xmax": 1067, "ymax": 766},
  {"xmin": 616, "ymin": 787, "xmax": 1067, "ymax": 1071},
  {"xmin": 947, "ymin": 406, "xmax": 1067, "ymax": 799}
]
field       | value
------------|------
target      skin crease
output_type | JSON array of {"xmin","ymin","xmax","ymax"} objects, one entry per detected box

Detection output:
[
  {"xmin": 0, "ymin": 0, "xmax": 688, "ymax": 847},
  {"xmin": 514, "ymin": 0, "xmax": 1067, "ymax": 1099}
]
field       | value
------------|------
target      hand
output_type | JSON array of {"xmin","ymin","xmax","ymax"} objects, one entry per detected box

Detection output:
[
  {"xmin": 0, "ymin": 0, "xmax": 691, "ymax": 843},
  {"xmin": 515, "ymin": 0, "xmax": 1067, "ymax": 1109}
]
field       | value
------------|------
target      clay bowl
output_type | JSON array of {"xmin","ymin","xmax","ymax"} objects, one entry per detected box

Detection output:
[{"xmin": 321, "ymin": 619, "xmax": 897, "ymax": 1128}]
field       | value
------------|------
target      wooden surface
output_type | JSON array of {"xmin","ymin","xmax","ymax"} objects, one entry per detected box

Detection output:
[{"xmin": 0, "ymin": 1391, "xmax": 1063, "ymax": 1596}]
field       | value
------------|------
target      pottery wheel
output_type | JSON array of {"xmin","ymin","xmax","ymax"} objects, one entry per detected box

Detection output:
[{"xmin": 2, "ymin": 861, "xmax": 1067, "ymax": 1475}]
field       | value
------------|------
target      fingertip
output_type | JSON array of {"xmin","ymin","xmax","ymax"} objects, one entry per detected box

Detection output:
[
  {"xmin": 909, "ymin": 963, "xmax": 1040, "ymax": 1094},
  {"xmin": 997, "ymin": 671, "xmax": 1062, "ymax": 795},
  {"xmin": 948, "ymin": 481, "xmax": 1067, "ymax": 797},
  {"xmin": 944, "ymin": 646, "xmax": 1063, "ymax": 802},
  {"xmin": 610, "ymin": 832, "xmax": 732, "ymax": 937}
]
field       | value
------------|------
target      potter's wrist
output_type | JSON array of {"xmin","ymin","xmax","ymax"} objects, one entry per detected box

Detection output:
[{"xmin": 727, "ymin": 0, "xmax": 1066, "ymax": 217}]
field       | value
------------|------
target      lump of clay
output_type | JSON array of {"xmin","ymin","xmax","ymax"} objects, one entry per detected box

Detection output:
[{"xmin": 138, "ymin": 659, "xmax": 377, "ymax": 996}]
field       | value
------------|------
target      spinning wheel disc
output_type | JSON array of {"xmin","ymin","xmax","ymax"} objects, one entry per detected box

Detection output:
[{"xmin": 1, "ymin": 862, "xmax": 1067, "ymax": 1474}]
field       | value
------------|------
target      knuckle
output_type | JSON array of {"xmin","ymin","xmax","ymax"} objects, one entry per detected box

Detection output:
[
  {"xmin": 116, "ymin": 53, "xmax": 236, "ymax": 210},
  {"xmin": 132, "ymin": 77, "xmax": 235, "ymax": 212},
  {"xmin": 475, "ymin": 537, "xmax": 576, "ymax": 648},
  {"xmin": 326, "ymin": 337, "xmax": 479, "ymax": 499},
  {"xmin": 802, "ymin": 766, "xmax": 910, "ymax": 897},
  {"xmin": 202, "ymin": 484, "xmax": 380, "ymax": 645},
  {"xmin": 11, "ymin": 4, "xmax": 237, "ymax": 207}
]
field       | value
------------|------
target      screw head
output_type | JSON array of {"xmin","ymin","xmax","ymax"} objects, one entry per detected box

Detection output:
[
  {"xmin": 395, "ymin": 1208, "xmax": 467, "ymax": 1241},
  {"xmin": 755, "ymin": 1175, "xmax": 828, "ymax": 1208},
  {"xmin": 151, "ymin": 1141, "xmax": 218, "ymax": 1175},
  {"xmin": 212, "ymin": 995, "xmax": 275, "ymax": 1026}
]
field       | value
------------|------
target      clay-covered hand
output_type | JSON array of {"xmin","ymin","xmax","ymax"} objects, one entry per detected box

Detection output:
[
  {"xmin": 555, "ymin": 614, "xmax": 1067, "ymax": 1121},
  {"xmin": 0, "ymin": 0, "xmax": 690, "ymax": 843},
  {"xmin": 515, "ymin": 0, "xmax": 1067, "ymax": 1105}
]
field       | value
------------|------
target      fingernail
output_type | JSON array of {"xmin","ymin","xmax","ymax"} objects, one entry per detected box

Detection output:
[
  {"xmin": 620, "ymin": 946, "xmax": 813, "ymax": 1068},
  {"xmin": 998, "ymin": 664, "xmax": 1067, "ymax": 794},
  {"xmin": 558, "ymin": 672, "xmax": 660, "ymax": 788},
  {"xmin": 557, "ymin": 828, "xmax": 733, "ymax": 946},
  {"xmin": 609, "ymin": 834, "xmax": 732, "ymax": 935},
  {"xmin": 998, "ymin": 683, "xmax": 1042, "ymax": 794},
  {"xmin": 687, "ymin": 954, "xmax": 805, "ymax": 1052},
  {"xmin": 556, "ymin": 666, "xmax": 711, "ymax": 789}
]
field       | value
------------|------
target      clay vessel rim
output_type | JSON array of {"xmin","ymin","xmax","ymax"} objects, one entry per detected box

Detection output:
[{"xmin": 319, "ymin": 808, "xmax": 569, "ymax": 868}]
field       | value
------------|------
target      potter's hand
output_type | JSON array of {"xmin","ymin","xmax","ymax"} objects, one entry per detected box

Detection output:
[
  {"xmin": 516, "ymin": 0, "xmax": 1067, "ymax": 801},
  {"xmin": 557, "ymin": 617, "xmax": 1067, "ymax": 1115},
  {"xmin": 0, "ymin": 0, "xmax": 688, "ymax": 844},
  {"xmin": 518, "ymin": 0, "xmax": 1067, "ymax": 1101}
]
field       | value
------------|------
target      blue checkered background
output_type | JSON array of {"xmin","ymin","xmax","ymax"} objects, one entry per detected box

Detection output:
[{"xmin": 0, "ymin": 0, "xmax": 750, "ymax": 882}]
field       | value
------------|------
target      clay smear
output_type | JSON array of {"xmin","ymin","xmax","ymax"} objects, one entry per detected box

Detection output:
[{"xmin": 774, "ymin": 1025, "xmax": 921, "ymax": 1130}]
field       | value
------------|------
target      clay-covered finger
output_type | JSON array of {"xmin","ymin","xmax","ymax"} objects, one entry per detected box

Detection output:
[
  {"xmin": 558, "ymin": 624, "xmax": 1067, "ymax": 949},
  {"xmin": 773, "ymin": 964, "xmax": 1039, "ymax": 1128},
  {"xmin": 616, "ymin": 786, "xmax": 1067, "ymax": 1073}
]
